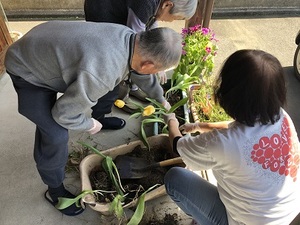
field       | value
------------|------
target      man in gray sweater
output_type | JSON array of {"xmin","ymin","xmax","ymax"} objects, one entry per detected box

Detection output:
[{"xmin": 5, "ymin": 20, "xmax": 182, "ymax": 216}]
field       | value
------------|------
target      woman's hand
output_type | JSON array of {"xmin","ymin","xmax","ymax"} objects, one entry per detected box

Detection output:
[{"xmin": 179, "ymin": 123, "xmax": 202, "ymax": 134}]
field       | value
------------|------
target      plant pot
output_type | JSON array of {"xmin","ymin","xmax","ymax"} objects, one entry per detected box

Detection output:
[
  {"xmin": 188, "ymin": 84, "xmax": 203, "ymax": 123},
  {"xmin": 79, "ymin": 134, "xmax": 172, "ymax": 215},
  {"xmin": 188, "ymin": 84, "xmax": 232, "ymax": 123},
  {"xmin": 153, "ymin": 79, "xmax": 190, "ymax": 135}
]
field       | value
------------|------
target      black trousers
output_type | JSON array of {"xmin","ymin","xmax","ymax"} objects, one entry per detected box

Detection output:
[{"xmin": 9, "ymin": 74, "xmax": 118, "ymax": 187}]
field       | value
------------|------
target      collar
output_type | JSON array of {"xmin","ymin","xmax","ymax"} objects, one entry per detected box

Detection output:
[
  {"xmin": 145, "ymin": 0, "xmax": 162, "ymax": 30},
  {"xmin": 128, "ymin": 33, "xmax": 143, "ymax": 75}
]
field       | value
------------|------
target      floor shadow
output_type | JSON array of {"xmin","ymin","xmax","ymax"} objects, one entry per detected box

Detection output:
[{"xmin": 284, "ymin": 66, "xmax": 300, "ymax": 137}]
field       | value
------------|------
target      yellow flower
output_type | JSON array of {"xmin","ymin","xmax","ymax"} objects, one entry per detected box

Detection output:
[
  {"xmin": 142, "ymin": 105, "xmax": 155, "ymax": 116},
  {"xmin": 114, "ymin": 99, "xmax": 125, "ymax": 108}
]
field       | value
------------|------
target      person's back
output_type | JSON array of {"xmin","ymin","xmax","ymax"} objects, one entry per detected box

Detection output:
[
  {"xmin": 84, "ymin": 0, "xmax": 159, "ymax": 25},
  {"xmin": 5, "ymin": 21, "xmax": 133, "ymax": 92},
  {"xmin": 164, "ymin": 49, "xmax": 300, "ymax": 225},
  {"xmin": 207, "ymin": 109, "xmax": 300, "ymax": 224}
]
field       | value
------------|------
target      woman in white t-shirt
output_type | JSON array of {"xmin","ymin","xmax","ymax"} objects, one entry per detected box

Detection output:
[{"xmin": 164, "ymin": 49, "xmax": 300, "ymax": 225}]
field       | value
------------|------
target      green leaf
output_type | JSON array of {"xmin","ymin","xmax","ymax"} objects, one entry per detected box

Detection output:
[
  {"xmin": 109, "ymin": 194, "xmax": 125, "ymax": 219},
  {"xmin": 127, "ymin": 184, "xmax": 160, "ymax": 225},
  {"xmin": 169, "ymin": 97, "xmax": 188, "ymax": 113},
  {"xmin": 161, "ymin": 125, "xmax": 169, "ymax": 133},
  {"xmin": 103, "ymin": 156, "xmax": 124, "ymax": 196},
  {"xmin": 145, "ymin": 98, "xmax": 165, "ymax": 110},
  {"xmin": 78, "ymin": 142, "xmax": 125, "ymax": 195},
  {"xmin": 140, "ymin": 123, "xmax": 150, "ymax": 150},
  {"xmin": 140, "ymin": 118, "xmax": 165, "ymax": 150},
  {"xmin": 55, "ymin": 190, "xmax": 93, "ymax": 209},
  {"xmin": 129, "ymin": 112, "xmax": 142, "ymax": 119},
  {"xmin": 142, "ymin": 118, "xmax": 164, "ymax": 124},
  {"xmin": 78, "ymin": 142, "xmax": 106, "ymax": 158}
]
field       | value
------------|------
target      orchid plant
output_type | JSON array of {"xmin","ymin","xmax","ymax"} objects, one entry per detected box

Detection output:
[{"xmin": 167, "ymin": 24, "xmax": 218, "ymax": 95}]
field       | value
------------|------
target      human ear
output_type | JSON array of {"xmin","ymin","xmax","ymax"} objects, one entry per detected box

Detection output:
[
  {"xmin": 140, "ymin": 61, "xmax": 156, "ymax": 74},
  {"xmin": 141, "ymin": 61, "xmax": 155, "ymax": 70},
  {"xmin": 162, "ymin": 1, "xmax": 174, "ymax": 9}
]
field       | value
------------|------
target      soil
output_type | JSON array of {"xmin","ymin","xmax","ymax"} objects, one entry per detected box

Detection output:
[
  {"xmin": 82, "ymin": 80, "xmax": 187, "ymax": 223},
  {"xmin": 89, "ymin": 144, "xmax": 180, "ymax": 204},
  {"xmin": 144, "ymin": 213, "xmax": 179, "ymax": 225},
  {"xmin": 162, "ymin": 81, "xmax": 186, "ymax": 126},
  {"xmin": 166, "ymin": 90, "xmax": 186, "ymax": 126}
]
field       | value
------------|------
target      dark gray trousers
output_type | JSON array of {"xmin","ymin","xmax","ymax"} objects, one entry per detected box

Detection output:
[{"xmin": 9, "ymin": 74, "xmax": 117, "ymax": 187}]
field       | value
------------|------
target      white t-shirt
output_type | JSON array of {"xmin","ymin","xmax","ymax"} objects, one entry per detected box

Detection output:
[{"xmin": 177, "ymin": 108, "xmax": 300, "ymax": 225}]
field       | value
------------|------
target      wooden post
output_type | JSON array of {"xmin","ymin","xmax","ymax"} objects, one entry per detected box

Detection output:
[
  {"xmin": 0, "ymin": 3, "xmax": 12, "ymax": 77},
  {"xmin": 185, "ymin": 0, "xmax": 215, "ymax": 28},
  {"xmin": 203, "ymin": 0, "xmax": 214, "ymax": 28},
  {"xmin": 185, "ymin": 0, "xmax": 206, "ymax": 28}
]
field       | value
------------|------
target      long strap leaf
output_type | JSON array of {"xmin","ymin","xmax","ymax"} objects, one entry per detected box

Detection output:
[
  {"xmin": 56, "ymin": 190, "xmax": 94, "ymax": 209},
  {"xmin": 127, "ymin": 184, "xmax": 160, "ymax": 225},
  {"xmin": 169, "ymin": 97, "xmax": 188, "ymax": 113}
]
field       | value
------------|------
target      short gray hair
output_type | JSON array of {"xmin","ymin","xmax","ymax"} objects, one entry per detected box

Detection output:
[
  {"xmin": 170, "ymin": 0, "xmax": 198, "ymax": 20},
  {"xmin": 136, "ymin": 27, "xmax": 182, "ymax": 71}
]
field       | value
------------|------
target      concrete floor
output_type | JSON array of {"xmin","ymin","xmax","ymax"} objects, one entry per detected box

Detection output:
[{"xmin": 0, "ymin": 17, "xmax": 300, "ymax": 225}]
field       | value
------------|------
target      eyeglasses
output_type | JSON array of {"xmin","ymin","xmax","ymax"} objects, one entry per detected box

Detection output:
[
  {"xmin": 145, "ymin": 15, "xmax": 156, "ymax": 31},
  {"xmin": 146, "ymin": 0, "xmax": 162, "ymax": 30}
]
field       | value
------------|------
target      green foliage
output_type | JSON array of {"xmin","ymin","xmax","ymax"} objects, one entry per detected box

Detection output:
[
  {"xmin": 192, "ymin": 85, "xmax": 232, "ymax": 122},
  {"xmin": 169, "ymin": 25, "xmax": 218, "ymax": 94},
  {"xmin": 129, "ymin": 97, "xmax": 188, "ymax": 150},
  {"xmin": 57, "ymin": 142, "xmax": 157, "ymax": 224},
  {"xmin": 127, "ymin": 184, "xmax": 160, "ymax": 225},
  {"xmin": 109, "ymin": 194, "xmax": 125, "ymax": 219},
  {"xmin": 79, "ymin": 142, "xmax": 125, "ymax": 197}
]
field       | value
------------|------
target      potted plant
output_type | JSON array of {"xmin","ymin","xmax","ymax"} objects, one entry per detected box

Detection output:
[
  {"xmin": 167, "ymin": 24, "xmax": 232, "ymax": 123},
  {"xmin": 188, "ymin": 84, "xmax": 232, "ymax": 123},
  {"xmin": 167, "ymin": 24, "xmax": 218, "ymax": 95},
  {"xmin": 57, "ymin": 134, "xmax": 186, "ymax": 225},
  {"xmin": 114, "ymin": 97, "xmax": 188, "ymax": 150}
]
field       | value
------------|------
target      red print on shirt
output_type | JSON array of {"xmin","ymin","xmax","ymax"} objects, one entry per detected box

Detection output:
[{"xmin": 251, "ymin": 117, "xmax": 299, "ymax": 182}]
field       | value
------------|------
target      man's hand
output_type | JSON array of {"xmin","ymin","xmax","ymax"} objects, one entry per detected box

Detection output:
[
  {"xmin": 88, "ymin": 118, "xmax": 103, "ymax": 135},
  {"xmin": 162, "ymin": 100, "xmax": 171, "ymax": 111},
  {"xmin": 157, "ymin": 71, "xmax": 168, "ymax": 84}
]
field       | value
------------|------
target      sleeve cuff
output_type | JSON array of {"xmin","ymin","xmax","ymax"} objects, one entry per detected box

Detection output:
[{"xmin": 173, "ymin": 136, "xmax": 181, "ymax": 154}]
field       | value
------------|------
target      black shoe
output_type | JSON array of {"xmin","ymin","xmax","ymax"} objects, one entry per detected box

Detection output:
[
  {"xmin": 97, "ymin": 117, "xmax": 126, "ymax": 130},
  {"xmin": 45, "ymin": 185, "xmax": 84, "ymax": 216}
]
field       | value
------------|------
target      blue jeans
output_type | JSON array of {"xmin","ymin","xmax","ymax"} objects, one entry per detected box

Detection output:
[{"xmin": 164, "ymin": 167, "xmax": 228, "ymax": 225}]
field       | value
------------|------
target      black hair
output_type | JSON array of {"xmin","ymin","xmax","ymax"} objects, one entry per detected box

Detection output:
[{"xmin": 214, "ymin": 49, "xmax": 286, "ymax": 126}]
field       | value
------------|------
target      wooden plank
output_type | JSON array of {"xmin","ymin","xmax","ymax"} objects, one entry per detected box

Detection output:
[
  {"xmin": 203, "ymin": 0, "xmax": 214, "ymax": 28},
  {"xmin": 0, "ymin": 16, "xmax": 12, "ymax": 77}
]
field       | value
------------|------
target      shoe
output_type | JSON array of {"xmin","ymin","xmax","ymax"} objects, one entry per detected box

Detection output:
[
  {"xmin": 44, "ymin": 188, "xmax": 84, "ymax": 216},
  {"xmin": 97, "ymin": 117, "xmax": 126, "ymax": 130},
  {"xmin": 129, "ymin": 88, "xmax": 148, "ymax": 102}
]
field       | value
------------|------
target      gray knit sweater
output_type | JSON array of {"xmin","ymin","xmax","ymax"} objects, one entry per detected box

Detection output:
[{"xmin": 5, "ymin": 21, "xmax": 164, "ymax": 131}]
